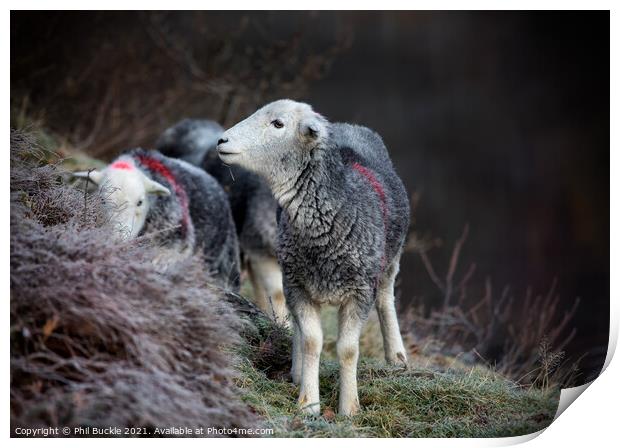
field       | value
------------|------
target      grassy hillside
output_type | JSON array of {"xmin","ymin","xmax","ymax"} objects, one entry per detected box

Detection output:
[{"xmin": 235, "ymin": 305, "xmax": 559, "ymax": 438}]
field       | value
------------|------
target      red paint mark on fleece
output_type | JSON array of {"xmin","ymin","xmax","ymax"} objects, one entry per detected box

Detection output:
[
  {"xmin": 136, "ymin": 155, "xmax": 191, "ymax": 238},
  {"xmin": 110, "ymin": 161, "xmax": 134, "ymax": 170},
  {"xmin": 351, "ymin": 162, "xmax": 389, "ymax": 285}
]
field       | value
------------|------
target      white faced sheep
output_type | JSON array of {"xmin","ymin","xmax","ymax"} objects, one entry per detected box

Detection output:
[
  {"xmin": 156, "ymin": 119, "xmax": 287, "ymax": 326},
  {"xmin": 74, "ymin": 149, "xmax": 240, "ymax": 290},
  {"xmin": 217, "ymin": 99, "xmax": 410, "ymax": 416}
]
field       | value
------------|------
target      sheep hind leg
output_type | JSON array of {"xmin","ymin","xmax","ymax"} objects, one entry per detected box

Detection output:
[
  {"xmin": 291, "ymin": 317, "xmax": 302, "ymax": 385},
  {"xmin": 248, "ymin": 255, "xmax": 289, "ymax": 327},
  {"xmin": 247, "ymin": 256, "xmax": 270, "ymax": 315},
  {"xmin": 376, "ymin": 257, "xmax": 408, "ymax": 367}
]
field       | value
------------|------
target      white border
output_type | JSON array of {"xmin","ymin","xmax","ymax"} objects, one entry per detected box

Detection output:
[
  {"xmin": 4, "ymin": 1, "xmax": 618, "ymax": 10},
  {"xmin": 4, "ymin": 3, "xmax": 616, "ymax": 446}
]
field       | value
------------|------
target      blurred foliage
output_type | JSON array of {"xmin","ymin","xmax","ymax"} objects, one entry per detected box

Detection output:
[
  {"xmin": 11, "ymin": 11, "xmax": 351, "ymax": 159},
  {"xmin": 404, "ymin": 221, "xmax": 582, "ymax": 388}
]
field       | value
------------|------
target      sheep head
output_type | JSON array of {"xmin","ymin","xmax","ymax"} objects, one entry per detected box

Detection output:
[
  {"xmin": 74, "ymin": 157, "xmax": 170, "ymax": 239},
  {"xmin": 217, "ymin": 99, "xmax": 329, "ymax": 187}
]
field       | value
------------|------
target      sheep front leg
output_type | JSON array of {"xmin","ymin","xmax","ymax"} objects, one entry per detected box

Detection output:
[
  {"xmin": 376, "ymin": 258, "xmax": 407, "ymax": 366},
  {"xmin": 291, "ymin": 298, "xmax": 323, "ymax": 415},
  {"xmin": 337, "ymin": 299, "xmax": 365, "ymax": 416}
]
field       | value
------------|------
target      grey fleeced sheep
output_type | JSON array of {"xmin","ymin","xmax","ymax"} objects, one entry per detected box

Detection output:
[
  {"xmin": 156, "ymin": 119, "xmax": 287, "ymax": 324},
  {"xmin": 74, "ymin": 149, "xmax": 240, "ymax": 290},
  {"xmin": 156, "ymin": 119, "xmax": 224, "ymax": 167},
  {"xmin": 217, "ymin": 99, "xmax": 410, "ymax": 416}
]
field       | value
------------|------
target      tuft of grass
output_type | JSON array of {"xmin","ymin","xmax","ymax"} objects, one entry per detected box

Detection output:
[{"xmin": 235, "ymin": 304, "xmax": 560, "ymax": 438}]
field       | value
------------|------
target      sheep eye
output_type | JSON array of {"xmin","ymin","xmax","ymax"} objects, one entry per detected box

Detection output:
[
  {"xmin": 271, "ymin": 119, "xmax": 284, "ymax": 129},
  {"xmin": 137, "ymin": 199, "xmax": 143, "ymax": 207}
]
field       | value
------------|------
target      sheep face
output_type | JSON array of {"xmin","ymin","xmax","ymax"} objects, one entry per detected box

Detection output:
[
  {"xmin": 74, "ymin": 158, "xmax": 170, "ymax": 239},
  {"xmin": 217, "ymin": 99, "xmax": 329, "ymax": 184}
]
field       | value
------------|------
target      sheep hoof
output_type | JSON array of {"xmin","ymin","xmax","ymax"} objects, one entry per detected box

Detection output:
[
  {"xmin": 298, "ymin": 394, "xmax": 320, "ymax": 415},
  {"xmin": 301, "ymin": 403, "xmax": 320, "ymax": 415},
  {"xmin": 387, "ymin": 352, "xmax": 408, "ymax": 369},
  {"xmin": 339, "ymin": 400, "xmax": 360, "ymax": 417},
  {"xmin": 299, "ymin": 403, "xmax": 321, "ymax": 415}
]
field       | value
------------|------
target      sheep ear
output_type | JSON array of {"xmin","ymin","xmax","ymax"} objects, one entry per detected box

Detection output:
[
  {"xmin": 73, "ymin": 170, "xmax": 104, "ymax": 185},
  {"xmin": 144, "ymin": 178, "xmax": 171, "ymax": 196},
  {"xmin": 299, "ymin": 115, "xmax": 325, "ymax": 141}
]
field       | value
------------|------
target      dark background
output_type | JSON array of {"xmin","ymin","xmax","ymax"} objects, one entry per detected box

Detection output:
[{"xmin": 11, "ymin": 11, "xmax": 609, "ymax": 382}]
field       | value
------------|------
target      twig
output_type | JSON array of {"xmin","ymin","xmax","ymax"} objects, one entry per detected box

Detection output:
[
  {"xmin": 444, "ymin": 224, "xmax": 469, "ymax": 308},
  {"xmin": 83, "ymin": 168, "xmax": 95, "ymax": 224}
]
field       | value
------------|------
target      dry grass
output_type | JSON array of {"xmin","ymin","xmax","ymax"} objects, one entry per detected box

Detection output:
[
  {"xmin": 234, "ymin": 305, "xmax": 560, "ymax": 438},
  {"xmin": 405, "ymin": 212, "xmax": 581, "ymax": 388}
]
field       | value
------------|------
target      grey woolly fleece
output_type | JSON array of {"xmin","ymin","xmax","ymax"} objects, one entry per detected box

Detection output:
[
  {"xmin": 156, "ymin": 119, "xmax": 278, "ymax": 260},
  {"xmin": 276, "ymin": 124, "xmax": 410, "ymax": 315},
  {"xmin": 128, "ymin": 149, "xmax": 240, "ymax": 290},
  {"xmin": 217, "ymin": 100, "xmax": 410, "ymax": 318}
]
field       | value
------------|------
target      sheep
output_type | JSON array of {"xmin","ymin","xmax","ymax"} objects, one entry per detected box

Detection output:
[
  {"xmin": 216, "ymin": 99, "xmax": 410, "ymax": 416},
  {"xmin": 156, "ymin": 119, "xmax": 287, "ymax": 325},
  {"xmin": 74, "ymin": 148, "xmax": 241, "ymax": 290},
  {"xmin": 156, "ymin": 118, "xmax": 224, "ymax": 166}
]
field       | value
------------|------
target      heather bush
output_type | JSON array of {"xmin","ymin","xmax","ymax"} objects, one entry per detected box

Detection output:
[{"xmin": 10, "ymin": 131, "xmax": 260, "ymax": 435}]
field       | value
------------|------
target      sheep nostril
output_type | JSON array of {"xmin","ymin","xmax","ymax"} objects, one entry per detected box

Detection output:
[{"xmin": 217, "ymin": 138, "xmax": 228, "ymax": 146}]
